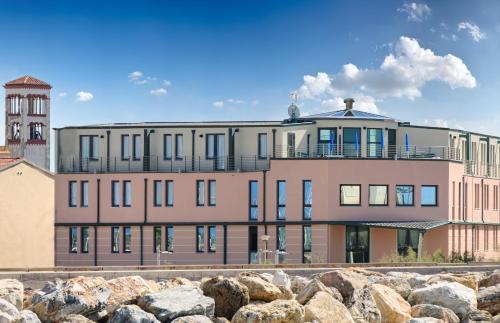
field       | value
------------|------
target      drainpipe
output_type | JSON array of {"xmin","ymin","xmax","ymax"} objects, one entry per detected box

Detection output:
[
  {"xmin": 106, "ymin": 130, "xmax": 110, "ymax": 172},
  {"xmin": 191, "ymin": 129, "xmax": 196, "ymax": 171},
  {"xmin": 272, "ymin": 129, "xmax": 276, "ymax": 159},
  {"xmin": 223, "ymin": 224, "xmax": 227, "ymax": 265},
  {"xmin": 263, "ymin": 170, "xmax": 267, "ymax": 235},
  {"xmin": 481, "ymin": 178, "xmax": 484, "ymax": 223},
  {"xmin": 140, "ymin": 225, "xmax": 144, "ymax": 266},
  {"xmin": 95, "ymin": 179, "xmax": 100, "ymax": 266}
]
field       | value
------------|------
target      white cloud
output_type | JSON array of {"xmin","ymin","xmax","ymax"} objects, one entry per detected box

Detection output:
[
  {"xmin": 128, "ymin": 71, "xmax": 143, "ymax": 81},
  {"xmin": 163, "ymin": 80, "xmax": 172, "ymax": 87},
  {"xmin": 458, "ymin": 22, "xmax": 486, "ymax": 42},
  {"xmin": 226, "ymin": 98, "xmax": 245, "ymax": 104},
  {"xmin": 296, "ymin": 36, "xmax": 476, "ymax": 114},
  {"xmin": 76, "ymin": 91, "xmax": 93, "ymax": 102},
  {"xmin": 212, "ymin": 98, "xmax": 249, "ymax": 108},
  {"xmin": 128, "ymin": 71, "xmax": 158, "ymax": 85},
  {"xmin": 150, "ymin": 88, "xmax": 167, "ymax": 96},
  {"xmin": 423, "ymin": 118, "xmax": 448, "ymax": 128},
  {"xmin": 58, "ymin": 92, "xmax": 67, "ymax": 97},
  {"xmin": 213, "ymin": 101, "xmax": 224, "ymax": 108},
  {"xmin": 398, "ymin": 2, "xmax": 431, "ymax": 22}
]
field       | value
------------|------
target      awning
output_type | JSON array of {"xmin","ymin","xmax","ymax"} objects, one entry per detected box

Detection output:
[{"xmin": 348, "ymin": 221, "xmax": 449, "ymax": 231}]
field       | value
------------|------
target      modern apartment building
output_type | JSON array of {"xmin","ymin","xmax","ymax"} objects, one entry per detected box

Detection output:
[{"xmin": 54, "ymin": 99, "xmax": 500, "ymax": 266}]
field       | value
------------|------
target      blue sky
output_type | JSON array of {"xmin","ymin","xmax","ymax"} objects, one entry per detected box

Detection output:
[{"xmin": 1, "ymin": 0, "xmax": 500, "ymax": 143}]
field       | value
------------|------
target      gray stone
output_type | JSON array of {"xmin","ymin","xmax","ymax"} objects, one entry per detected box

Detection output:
[
  {"xmin": 313, "ymin": 269, "xmax": 368, "ymax": 302},
  {"xmin": 462, "ymin": 310, "xmax": 493, "ymax": 323},
  {"xmin": 200, "ymin": 276, "xmax": 249, "ymax": 319},
  {"xmin": 0, "ymin": 312, "xmax": 16, "ymax": 323},
  {"xmin": 0, "ymin": 299, "xmax": 19, "ymax": 321},
  {"xmin": 272, "ymin": 270, "xmax": 291, "ymax": 289},
  {"xmin": 56, "ymin": 314, "xmax": 94, "ymax": 323},
  {"xmin": 347, "ymin": 287, "xmax": 381, "ymax": 323},
  {"xmin": 109, "ymin": 304, "xmax": 160, "ymax": 323},
  {"xmin": 371, "ymin": 276, "xmax": 412, "ymax": 299},
  {"xmin": 409, "ymin": 318, "xmax": 445, "ymax": 323},
  {"xmin": 138, "ymin": 285, "xmax": 214, "ymax": 322},
  {"xmin": 296, "ymin": 279, "xmax": 342, "ymax": 305},
  {"xmin": 237, "ymin": 272, "xmax": 282, "ymax": 302},
  {"xmin": 410, "ymin": 304, "xmax": 459, "ymax": 323},
  {"xmin": 170, "ymin": 315, "xmax": 213, "ymax": 323},
  {"xmin": 231, "ymin": 299, "xmax": 304, "ymax": 323},
  {"xmin": 17, "ymin": 310, "xmax": 41, "ymax": 323},
  {"xmin": 291, "ymin": 276, "xmax": 311, "ymax": 294},
  {"xmin": 0, "ymin": 279, "xmax": 23, "ymax": 311},
  {"xmin": 479, "ymin": 270, "xmax": 500, "ymax": 288},
  {"xmin": 477, "ymin": 285, "xmax": 500, "ymax": 315},
  {"xmin": 493, "ymin": 313, "xmax": 500, "ymax": 323}
]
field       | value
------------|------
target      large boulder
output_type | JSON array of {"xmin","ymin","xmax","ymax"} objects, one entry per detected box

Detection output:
[
  {"xmin": 386, "ymin": 272, "xmax": 429, "ymax": 289},
  {"xmin": 138, "ymin": 285, "xmax": 214, "ymax": 322},
  {"xmin": 213, "ymin": 318, "xmax": 231, "ymax": 323},
  {"xmin": 313, "ymin": 269, "xmax": 368, "ymax": 301},
  {"xmin": 479, "ymin": 270, "xmax": 500, "ymax": 288},
  {"xmin": 462, "ymin": 310, "xmax": 493, "ymax": 323},
  {"xmin": 231, "ymin": 299, "xmax": 304, "ymax": 323},
  {"xmin": 370, "ymin": 276, "xmax": 412, "ymax": 299},
  {"xmin": 347, "ymin": 287, "xmax": 381, "ymax": 323},
  {"xmin": 493, "ymin": 314, "xmax": 500, "ymax": 323},
  {"xmin": 295, "ymin": 279, "xmax": 342, "ymax": 305},
  {"xmin": 426, "ymin": 274, "xmax": 478, "ymax": 291},
  {"xmin": 18, "ymin": 310, "xmax": 41, "ymax": 323},
  {"xmin": 106, "ymin": 276, "xmax": 159, "ymax": 314},
  {"xmin": 200, "ymin": 276, "xmax": 249, "ymax": 319},
  {"xmin": 0, "ymin": 298, "xmax": 20, "ymax": 322},
  {"xmin": 410, "ymin": 304, "xmax": 459, "ymax": 323},
  {"xmin": 408, "ymin": 282, "xmax": 477, "ymax": 319},
  {"xmin": 409, "ymin": 318, "xmax": 445, "ymax": 323},
  {"xmin": 0, "ymin": 279, "xmax": 23, "ymax": 311},
  {"xmin": 158, "ymin": 278, "xmax": 194, "ymax": 290},
  {"xmin": 109, "ymin": 304, "xmax": 160, "ymax": 323},
  {"xmin": 57, "ymin": 314, "xmax": 94, "ymax": 322},
  {"xmin": 477, "ymin": 285, "xmax": 500, "ymax": 315},
  {"xmin": 368, "ymin": 284, "xmax": 411, "ymax": 323},
  {"xmin": 304, "ymin": 291, "xmax": 354, "ymax": 323},
  {"xmin": 237, "ymin": 272, "xmax": 282, "ymax": 302},
  {"xmin": 291, "ymin": 276, "xmax": 311, "ymax": 294},
  {"xmin": 171, "ymin": 315, "xmax": 213, "ymax": 323},
  {"xmin": 272, "ymin": 270, "xmax": 291, "ymax": 289}
]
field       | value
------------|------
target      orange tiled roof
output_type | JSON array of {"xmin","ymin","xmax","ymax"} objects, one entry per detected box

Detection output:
[{"xmin": 4, "ymin": 76, "xmax": 52, "ymax": 89}]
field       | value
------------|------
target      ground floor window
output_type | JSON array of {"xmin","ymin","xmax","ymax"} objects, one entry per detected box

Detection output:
[
  {"xmin": 346, "ymin": 226, "xmax": 369, "ymax": 263},
  {"xmin": 248, "ymin": 226, "xmax": 258, "ymax": 264},
  {"xmin": 397, "ymin": 229, "xmax": 420, "ymax": 256},
  {"xmin": 196, "ymin": 226, "xmax": 205, "ymax": 252},
  {"xmin": 154, "ymin": 226, "xmax": 162, "ymax": 253},
  {"xmin": 166, "ymin": 226, "xmax": 174, "ymax": 252},
  {"xmin": 277, "ymin": 226, "xmax": 286, "ymax": 263},
  {"xmin": 81, "ymin": 227, "xmax": 89, "ymax": 253},
  {"xmin": 111, "ymin": 227, "xmax": 120, "ymax": 253},
  {"xmin": 208, "ymin": 226, "xmax": 216, "ymax": 252},
  {"xmin": 69, "ymin": 227, "xmax": 78, "ymax": 253},
  {"xmin": 123, "ymin": 227, "xmax": 132, "ymax": 253},
  {"xmin": 303, "ymin": 225, "xmax": 312, "ymax": 263}
]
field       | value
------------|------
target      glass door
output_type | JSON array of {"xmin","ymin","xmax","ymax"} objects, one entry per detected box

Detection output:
[
  {"xmin": 287, "ymin": 133, "xmax": 296, "ymax": 158},
  {"xmin": 346, "ymin": 226, "xmax": 370, "ymax": 263}
]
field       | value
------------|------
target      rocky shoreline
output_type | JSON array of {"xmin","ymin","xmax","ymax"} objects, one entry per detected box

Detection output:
[{"xmin": 0, "ymin": 268, "xmax": 498, "ymax": 322}]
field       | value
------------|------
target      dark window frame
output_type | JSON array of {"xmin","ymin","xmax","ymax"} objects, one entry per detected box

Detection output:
[
  {"xmin": 277, "ymin": 180, "xmax": 286, "ymax": 220},
  {"xmin": 340, "ymin": 184, "xmax": 362, "ymax": 206},
  {"xmin": 317, "ymin": 127, "xmax": 337, "ymax": 155},
  {"xmin": 196, "ymin": 225, "xmax": 205, "ymax": 253},
  {"xmin": 79, "ymin": 135, "xmax": 99, "ymax": 161},
  {"xmin": 69, "ymin": 181, "xmax": 77, "ymax": 207},
  {"xmin": 121, "ymin": 134, "xmax": 130, "ymax": 160},
  {"xmin": 111, "ymin": 226, "xmax": 120, "ymax": 253},
  {"xmin": 153, "ymin": 226, "xmax": 162, "ymax": 253},
  {"xmin": 421, "ymin": 185, "xmax": 438, "ymax": 207},
  {"xmin": 80, "ymin": 181, "xmax": 89, "ymax": 207},
  {"xmin": 111, "ymin": 180, "xmax": 120, "ymax": 207},
  {"xmin": 132, "ymin": 134, "xmax": 141, "ymax": 161},
  {"xmin": 69, "ymin": 227, "xmax": 78, "ymax": 253},
  {"xmin": 208, "ymin": 225, "xmax": 217, "ymax": 252},
  {"xmin": 366, "ymin": 128, "xmax": 383, "ymax": 158},
  {"xmin": 249, "ymin": 180, "xmax": 258, "ymax": 221},
  {"xmin": 205, "ymin": 133, "xmax": 225, "ymax": 160},
  {"xmin": 258, "ymin": 133, "xmax": 268, "ymax": 159},
  {"xmin": 208, "ymin": 180, "xmax": 216, "ymax": 206},
  {"xmin": 175, "ymin": 134, "xmax": 183, "ymax": 160},
  {"xmin": 81, "ymin": 226, "xmax": 89, "ymax": 253},
  {"xmin": 166, "ymin": 225, "xmax": 174, "ymax": 252},
  {"xmin": 276, "ymin": 225, "xmax": 286, "ymax": 251},
  {"xmin": 396, "ymin": 185, "xmax": 415, "ymax": 207},
  {"xmin": 123, "ymin": 226, "xmax": 132, "ymax": 253},
  {"xmin": 196, "ymin": 180, "xmax": 205, "ymax": 207},
  {"xmin": 343, "ymin": 127, "xmax": 362, "ymax": 157},
  {"xmin": 163, "ymin": 134, "xmax": 172, "ymax": 160},
  {"xmin": 153, "ymin": 180, "xmax": 162, "ymax": 207},
  {"xmin": 123, "ymin": 180, "xmax": 132, "ymax": 207},
  {"xmin": 368, "ymin": 184, "xmax": 389, "ymax": 206},
  {"xmin": 302, "ymin": 225, "xmax": 312, "ymax": 264},
  {"xmin": 303, "ymin": 180, "xmax": 312, "ymax": 220},
  {"xmin": 166, "ymin": 180, "xmax": 174, "ymax": 207}
]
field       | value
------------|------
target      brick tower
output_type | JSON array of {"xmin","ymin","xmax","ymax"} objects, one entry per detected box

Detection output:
[{"xmin": 4, "ymin": 76, "xmax": 51, "ymax": 170}]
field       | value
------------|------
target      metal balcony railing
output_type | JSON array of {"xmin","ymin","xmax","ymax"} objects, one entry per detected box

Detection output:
[{"xmin": 464, "ymin": 160, "xmax": 500, "ymax": 179}]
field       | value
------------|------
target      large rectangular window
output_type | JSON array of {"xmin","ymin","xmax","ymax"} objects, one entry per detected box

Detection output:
[
  {"xmin": 112, "ymin": 181, "xmax": 120, "ymax": 207},
  {"xmin": 249, "ymin": 181, "xmax": 258, "ymax": 220},
  {"xmin": 208, "ymin": 180, "xmax": 216, "ymax": 206},
  {"xmin": 396, "ymin": 185, "xmax": 414, "ymax": 206},
  {"xmin": 367, "ymin": 128, "xmax": 383, "ymax": 158},
  {"xmin": 153, "ymin": 180, "xmax": 162, "ymax": 207},
  {"xmin": 123, "ymin": 181, "xmax": 132, "ymax": 207},
  {"xmin": 175, "ymin": 134, "xmax": 183, "ymax": 159},
  {"xmin": 111, "ymin": 227, "xmax": 120, "ymax": 253},
  {"xmin": 277, "ymin": 181, "xmax": 286, "ymax": 220},
  {"xmin": 206, "ymin": 134, "xmax": 225, "ymax": 169},
  {"xmin": 123, "ymin": 227, "xmax": 131, "ymax": 253},
  {"xmin": 121, "ymin": 135, "xmax": 130, "ymax": 160},
  {"xmin": 303, "ymin": 225, "xmax": 312, "ymax": 264},
  {"xmin": 369, "ymin": 185, "xmax": 388, "ymax": 206},
  {"xmin": 318, "ymin": 128, "xmax": 337, "ymax": 155},
  {"xmin": 277, "ymin": 226, "xmax": 286, "ymax": 263},
  {"xmin": 166, "ymin": 180, "xmax": 174, "ymax": 207},
  {"xmin": 398, "ymin": 229, "xmax": 420, "ymax": 255},
  {"xmin": 196, "ymin": 226, "xmax": 205, "ymax": 252},
  {"xmin": 208, "ymin": 226, "xmax": 217, "ymax": 252},
  {"xmin": 196, "ymin": 180, "xmax": 205, "ymax": 206},
  {"xmin": 81, "ymin": 227, "xmax": 89, "ymax": 253},
  {"xmin": 343, "ymin": 127, "xmax": 361, "ymax": 157},
  {"xmin": 80, "ymin": 135, "xmax": 99, "ymax": 160},
  {"xmin": 133, "ymin": 134, "xmax": 141, "ymax": 160},
  {"xmin": 154, "ymin": 226, "xmax": 162, "ymax": 253},
  {"xmin": 166, "ymin": 226, "xmax": 174, "ymax": 252},
  {"xmin": 303, "ymin": 180, "xmax": 312, "ymax": 220},
  {"xmin": 81, "ymin": 181, "xmax": 89, "ymax": 207},
  {"xmin": 258, "ymin": 133, "xmax": 268, "ymax": 158},
  {"xmin": 70, "ymin": 227, "xmax": 78, "ymax": 253},
  {"xmin": 164, "ymin": 134, "xmax": 172, "ymax": 160},
  {"xmin": 249, "ymin": 226, "xmax": 258, "ymax": 264},
  {"xmin": 340, "ymin": 185, "xmax": 361, "ymax": 206},
  {"xmin": 69, "ymin": 181, "xmax": 77, "ymax": 207},
  {"xmin": 421, "ymin": 185, "xmax": 438, "ymax": 206}
]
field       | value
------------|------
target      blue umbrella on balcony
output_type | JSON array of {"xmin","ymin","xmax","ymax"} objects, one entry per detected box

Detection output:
[
  {"xmin": 405, "ymin": 131, "xmax": 410, "ymax": 154},
  {"xmin": 329, "ymin": 129, "xmax": 335, "ymax": 155},
  {"xmin": 380, "ymin": 130, "xmax": 384, "ymax": 157},
  {"xmin": 355, "ymin": 131, "xmax": 359, "ymax": 157}
]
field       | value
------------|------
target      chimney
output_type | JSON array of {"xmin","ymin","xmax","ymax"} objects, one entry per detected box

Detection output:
[{"xmin": 344, "ymin": 98, "xmax": 354, "ymax": 110}]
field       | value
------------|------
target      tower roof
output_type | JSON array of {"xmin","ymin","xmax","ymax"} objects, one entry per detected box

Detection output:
[{"xmin": 4, "ymin": 75, "xmax": 52, "ymax": 89}]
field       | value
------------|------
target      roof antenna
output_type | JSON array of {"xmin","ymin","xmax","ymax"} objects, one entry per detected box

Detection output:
[{"xmin": 288, "ymin": 92, "xmax": 300, "ymax": 120}]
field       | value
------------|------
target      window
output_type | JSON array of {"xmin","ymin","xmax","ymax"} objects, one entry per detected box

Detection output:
[
  {"xmin": 340, "ymin": 185, "xmax": 361, "ymax": 206},
  {"xmin": 474, "ymin": 184, "xmax": 480, "ymax": 209},
  {"xmin": 318, "ymin": 128, "xmax": 337, "ymax": 155},
  {"xmin": 123, "ymin": 181, "xmax": 132, "ymax": 207},
  {"xmin": 277, "ymin": 226, "xmax": 286, "ymax": 263},
  {"xmin": 154, "ymin": 226, "xmax": 162, "ymax": 253},
  {"xmin": 196, "ymin": 226, "xmax": 205, "ymax": 252},
  {"xmin": 208, "ymin": 226, "xmax": 217, "ymax": 252},
  {"xmin": 249, "ymin": 181, "xmax": 258, "ymax": 220},
  {"xmin": 153, "ymin": 180, "xmax": 162, "ymax": 207},
  {"xmin": 398, "ymin": 229, "xmax": 420, "ymax": 255},
  {"xmin": 494, "ymin": 186, "xmax": 499, "ymax": 210},
  {"xmin": 164, "ymin": 134, "xmax": 172, "ymax": 159},
  {"xmin": 343, "ymin": 128, "xmax": 361, "ymax": 157},
  {"xmin": 112, "ymin": 181, "xmax": 120, "ymax": 207},
  {"xmin": 249, "ymin": 226, "xmax": 258, "ymax": 264},
  {"xmin": 369, "ymin": 185, "xmax": 388, "ymax": 206},
  {"xmin": 206, "ymin": 134, "xmax": 225, "ymax": 158},
  {"xmin": 396, "ymin": 185, "xmax": 414, "ymax": 206},
  {"xmin": 367, "ymin": 128, "xmax": 383, "ymax": 158},
  {"xmin": 69, "ymin": 227, "xmax": 78, "ymax": 253},
  {"xmin": 81, "ymin": 227, "xmax": 89, "ymax": 253},
  {"xmin": 121, "ymin": 135, "xmax": 130, "ymax": 160},
  {"xmin": 303, "ymin": 180, "xmax": 312, "ymax": 220},
  {"xmin": 258, "ymin": 133, "xmax": 268, "ymax": 158},
  {"xmin": 175, "ymin": 134, "xmax": 183, "ymax": 159},
  {"xmin": 303, "ymin": 225, "xmax": 312, "ymax": 264},
  {"xmin": 166, "ymin": 226, "xmax": 174, "ymax": 252},
  {"xmin": 484, "ymin": 185, "xmax": 489, "ymax": 210},
  {"xmin": 123, "ymin": 227, "xmax": 131, "ymax": 253},
  {"xmin": 111, "ymin": 227, "xmax": 120, "ymax": 253},
  {"xmin": 29, "ymin": 123, "xmax": 43, "ymax": 140},
  {"xmin": 69, "ymin": 181, "xmax": 77, "ymax": 207},
  {"xmin": 80, "ymin": 135, "xmax": 99, "ymax": 160},
  {"xmin": 81, "ymin": 181, "xmax": 89, "ymax": 207},
  {"xmin": 196, "ymin": 180, "xmax": 205, "ymax": 206},
  {"xmin": 208, "ymin": 180, "xmax": 216, "ymax": 206},
  {"xmin": 166, "ymin": 180, "xmax": 174, "ymax": 207},
  {"xmin": 277, "ymin": 181, "xmax": 286, "ymax": 220},
  {"xmin": 421, "ymin": 185, "xmax": 438, "ymax": 206},
  {"xmin": 133, "ymin": 134, "xmax": 141, "ymax": 160}
]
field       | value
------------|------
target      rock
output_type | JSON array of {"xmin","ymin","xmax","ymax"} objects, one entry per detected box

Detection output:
[
  {"xmin": 386, "ymin": 272, "xmax": 429, "ymax": 289},
  {"xmin": 272, "ymin": 270, "xmax": 291, "ymax": 289},
  {"xmin": 106, "ymin": 276, "xmax": 159, "ymax": 314},
  {"xmin": 410, "ymin": 304, "xmax": 459, "ymax": 323},
  {"xmin": 349, "ymin": 268, "xmax": 384, "ymax": 278},
  {"xmin": 237, "ymin": 272, "xmax": 282, "ymax": 302},
  {"xmin": 158, "ymin": 277, "xmax": 194, "ymax": 290},
  {"xmin": 462, "ymin": 310, "xmax": 493, "ymax": 323},
  {"xmin": 0, "ymin": 312, "xmax": 16, "ymax": 323},
  {"xmin": 408, "ymin": 282, "xmax": 477, "ymax": 319},
  {"xmin": 371, "ymin": 276, "xmax": 412, "ymax": 299},
  {"xmin": 426, "ymin": 274, "xmax": 478, "ymax": 291},
  {"xmin": 0, "ymin": 279, "xmax": 23, "ymax": 311},
  {"xmin": 347, "ymin": 287, "xmax": 381, "ymax": 323},
  {"xmin": 171, "ymin": 315, "xmax": 213, "ymax": 323},
  {"xmin": 138, "ymin": 285, "xmax": 214, "ymax": 322},
  {"xmin": 26, "ymin": 276, "xmax": 111, "ymax": 322},
  {"xmin": 304, "ymin": 291, "xmax": 354, "ymax": 323},
  {"xmin": 296, "ymin": 279, "xmax": 342, "ymax": 305},
  {"xmin": 409, "ymin": 318, "xmax": 445, "ymax": 323},
  {"xmin": 477, "ymin": 285, "xmax": 500, "ymax": 315},
  {"xmin": 18, "ymin": 310, "xmax": 41, "ymax": 323},
  {"xmin": 56, "ymin": 314, "xmax": 94, "ymax": 322},
  {"xmin": 493, "ymin": 314, "xmax": 500, "ymax": 323},
  {"xmin": 0, "ymin": 299, "xmax": 19, "ymax": 321},
  {"xmin": 291, "ymin": 276, "xmax": 311, "ymax": 294},
  {"xmin": 109, "ymin": 304, "xmax": 160, "ymax": 323},
  {"xmin": 231, "ymin": 299, "xmax": 304, "ymax": 323},
  {"xmin": 213, "ymin": 317, "xmax": 231, "ymax": 323},
  {"xmin": 200, "ymin": 276, "xmax": 249, "ymax": 319},
  {"xmin": 313, "ymin": 270, "xmax": 368, "ymax": 301},
  {"xmin": 368, "ymin": 284, "xmax": 411, "ymax": 323},
  {"xmin": 480, "ymin": 270, "xmax": 500, "ymax": 288},
  {"xmin": 259, "ymin": 273, "xmax": 274, "ymax": 283},
  {"xmin": 276, "ymin": 285, "xmax": 293, "ymax": 300}
]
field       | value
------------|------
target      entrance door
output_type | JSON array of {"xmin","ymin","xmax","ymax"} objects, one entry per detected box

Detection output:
[
  {"xmin": 388, "ymin": 129, "xmax": 396, "ymax": 159},
  {"xmin": 287, "ymin": 133, "xmax": 296, "ymax": 158},
  {"xmin": 346, "ymin": 226, "xmax": 369, "ymax": 263},
  {"xmin": 248, "ymin": 226, "xmax": 258, "ymax": 264}
]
